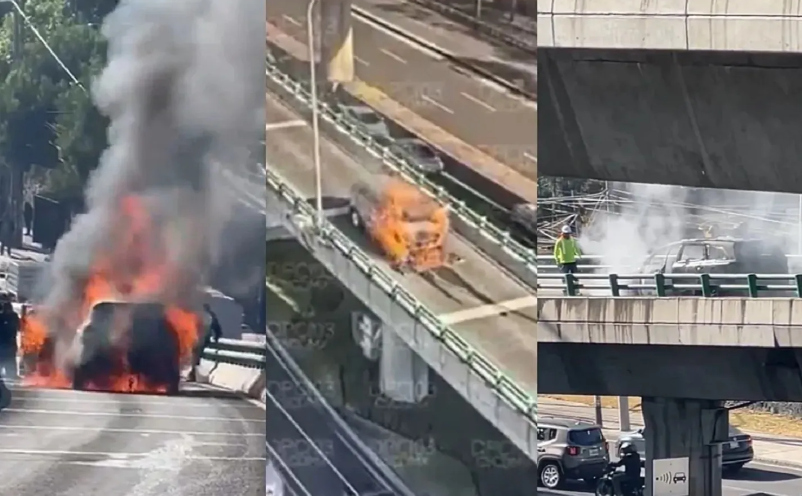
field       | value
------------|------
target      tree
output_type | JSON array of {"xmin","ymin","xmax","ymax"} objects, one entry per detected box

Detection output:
[{"xmin": 0, "ymin": 0, "xmax": 107, "ymax": 200}]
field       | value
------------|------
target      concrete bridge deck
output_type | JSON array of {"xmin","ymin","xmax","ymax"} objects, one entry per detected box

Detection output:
[{"xmin": 538, "ymin": 0, "xmax": 802, "ymax": 51}]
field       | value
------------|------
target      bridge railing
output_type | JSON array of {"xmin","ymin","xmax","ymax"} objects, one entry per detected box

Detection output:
[
  {"xmin": 538, "ymin": 273, "xmax": 802, "ymax": 297},
  {"xmin": 201, "ymin": 338, "xmax": 264, "ymax": 367}
]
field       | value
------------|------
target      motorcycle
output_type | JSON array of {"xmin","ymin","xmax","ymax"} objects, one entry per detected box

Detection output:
[{"xmin": 595, "ymin": 463, "xmax": 644, "ymax": 496}]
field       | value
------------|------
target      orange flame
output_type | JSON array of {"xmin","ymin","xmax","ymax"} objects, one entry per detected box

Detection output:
[{"xmin": 22, "ymin": 195, "xmax": 200, "ymax": 393}]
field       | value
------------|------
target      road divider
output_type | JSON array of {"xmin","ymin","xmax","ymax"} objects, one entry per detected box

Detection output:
[
  {"xmin": 266, "ymin": 61, "xmax": 536, "ymax": 289},
  {"xmin": 199, "ymin": 338, "xmax": 265, "ymax": 403}
]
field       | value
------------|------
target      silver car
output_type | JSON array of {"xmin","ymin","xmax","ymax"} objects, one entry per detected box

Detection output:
[
  {"xmin": 391, "ymin": 138, "xmax": 444, "ymax": 174},
  {"xmin": 336, "ymin": 104, "xmax": 391, "ymax": 140}
]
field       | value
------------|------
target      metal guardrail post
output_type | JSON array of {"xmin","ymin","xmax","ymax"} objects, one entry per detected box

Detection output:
[
  {"xmin": 700, "ymin": 274, "xmax": 713, "ymax": 297},
  {"xmin": 796, "ymin": 275, "xmax": 802, "ymax": 297},
  {"xmin": 608, "ymin": 274, "xmax": 620, "ymax": 297},
  {"xmin": 654, "ymin": 273, "xmax": 666, "ymax": 297},
  {"xmin": 746, "ymin": 274, "xmax": 758, "ymax": 298}
]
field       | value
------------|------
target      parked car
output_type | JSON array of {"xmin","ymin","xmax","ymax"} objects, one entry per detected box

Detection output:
[
  {"xmin": 634, "ymin": 237, "xmax": 788, "ymax": 296},
  {"xmin": 335, "ymin": 103, "xmax": 391, "ymax": 140},
  {"xmin": 511, "ymin": 202, "xmax": 536, "ymax": 237},
  {"xmin": 615, "ymin": 426, "xmax": 753, "ymax": 473},
  {"xmin": 537, "ymin": 416, "xmax": 610, "ymax": 489},
  {"xmin": 391, "ymin": 138, "xmax": 444, "ymax": 174}
]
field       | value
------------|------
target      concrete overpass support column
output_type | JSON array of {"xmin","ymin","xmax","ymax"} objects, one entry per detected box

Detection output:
[
  {"xmin": 642, "ymin": 397, "xmax": 727, "ymax": 496},
  {"xmin": 319, "ymin": 0, "xmax": 353, "ymax": 84},
  {"xmin": 379, "ymin": 323, "xmax": 429, "ymax": 404}
]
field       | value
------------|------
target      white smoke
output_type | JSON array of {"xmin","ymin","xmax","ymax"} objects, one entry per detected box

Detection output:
[
  {"xmin": 39, "ymin": 0, "xmax": 264, "ymax": 350},
  {"xmin": 578, "ymin": 183, "xmax": 802, "ymax": 275}
]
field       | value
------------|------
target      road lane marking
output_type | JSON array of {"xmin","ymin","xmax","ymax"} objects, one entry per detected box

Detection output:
[
  {"xmin": 354, "ymin": 55, "xmax": 370, "ymax": 66},
  {"xmin": 460, "ymin": 91, "xmax": 496, "ymax": 112},
  {"xmin": 0, "ymin": 448, "xmax": 265, "ymax": 460},
  {"xmin": 380, "ymin": 48, "xmax": 407, "ymax": 64},
  {"xmin": 266, "ymin": 22, "xmax": 538, "ymax": 202},
  {"xmin": 0, "ymin": 424, "xmax": 264, "ymax": 436},
  {"xmin": 438, "ymin": 295, "xmax": 536, "ymax": 325},
  {"xmin": 266, "ymin": 120, "xmax": 306, "ymax": 131},
  {"xmin": 420, "ymin": 94, "xmax": 453, "ymax": 114},
  {"xmin": 3, "ymin": 408, "xmax": 265, "ymax": 422},
  {"xmin": 282, "ymin": 14, "xmax": 301, "ymax": 27}
]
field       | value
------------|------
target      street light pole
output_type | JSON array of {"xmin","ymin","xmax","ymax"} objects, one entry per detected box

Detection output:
[{"xmin": 306, "ymin": 0, "xmax": 323, "ymax": 228}]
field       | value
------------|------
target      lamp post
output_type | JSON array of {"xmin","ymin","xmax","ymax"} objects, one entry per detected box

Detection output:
[{"xmin": 306, "ymin": 0, "xmax": 323, "ymax": 227}]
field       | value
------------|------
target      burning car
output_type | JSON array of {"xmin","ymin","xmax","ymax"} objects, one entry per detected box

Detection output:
[
  {"xmin": 22, "ymin": 298, "xmax": 199, "ymax": 395},
  {"xmin": 71, "ymin": 300, "xmax": 184, "ymax": 395}
]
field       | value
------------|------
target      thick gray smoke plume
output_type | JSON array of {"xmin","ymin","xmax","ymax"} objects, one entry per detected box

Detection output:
[{"xmin": 40, "ymin": 0, "xmax": 264, "ymax": 348}]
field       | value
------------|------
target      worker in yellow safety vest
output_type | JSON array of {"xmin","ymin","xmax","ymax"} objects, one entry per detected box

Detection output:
[{"xmin": 554, "ymin": 225, "xmax": 582, "ymax": 274}]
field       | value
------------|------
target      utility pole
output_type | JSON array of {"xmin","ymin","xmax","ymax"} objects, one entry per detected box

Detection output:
[{"xmin": 10, "ymin": 0, "xmax": 25, "ymax": 249}]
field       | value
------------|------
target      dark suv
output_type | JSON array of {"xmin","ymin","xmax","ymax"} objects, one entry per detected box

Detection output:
[
  {"xmin": 73, "ymin": 301, "xmax": 182, "ymax": 395},
  {"xmin": 537, "ymin": 417, "xmax": 610, "ymax": 489}
]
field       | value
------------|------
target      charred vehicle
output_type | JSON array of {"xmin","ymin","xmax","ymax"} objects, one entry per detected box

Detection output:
[
  {"xmin": 72, "ymin": 300, "xmax": 183, "ymax": 394},
  {"xmin": 635, "ymin": 237, "xmax": 788, "ymax": 296},
  {"xmin": 348, "ymin": 177, "xmax": 452, "ymax": 273}
]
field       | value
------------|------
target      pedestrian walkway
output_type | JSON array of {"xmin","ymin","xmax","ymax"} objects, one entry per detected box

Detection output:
[{"xmin": 540, "ymin": 397, "xmax": 802, "ymax": 469}]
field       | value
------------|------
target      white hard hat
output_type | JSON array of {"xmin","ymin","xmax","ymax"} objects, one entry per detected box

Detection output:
[{"xmin": 561, "ymin": 225, "xmax": 572, "ymax": 234}]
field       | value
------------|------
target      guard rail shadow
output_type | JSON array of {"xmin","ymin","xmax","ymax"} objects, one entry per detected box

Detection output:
[
  {"xmin": 265, "ymin": 61, "xmax": 536, "ymax": 290},
  {"xmin": 539, "ymin": 273, "xmax": 802, "ymax": 297}
]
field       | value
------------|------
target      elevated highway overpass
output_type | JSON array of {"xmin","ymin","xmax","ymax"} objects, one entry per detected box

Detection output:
[
  {"xmin": 539, "ymin": 294, "xmax": 802, "ymax": 496},
  {"xmin": 538, "ymin": 2, "xmax": 802, "ymax": 193},
  {"xmin": 266, "ymin": 83, "xmax": 538, "ymax": 461}
]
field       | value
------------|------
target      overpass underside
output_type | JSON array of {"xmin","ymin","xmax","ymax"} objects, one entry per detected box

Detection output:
[
  {"xmin": 539, "ymin": 49, "xmax": 802, "ymax": 193},
  {"xmin": 539, "ymin": 341, "xmax": 802, "ymax": 401}
]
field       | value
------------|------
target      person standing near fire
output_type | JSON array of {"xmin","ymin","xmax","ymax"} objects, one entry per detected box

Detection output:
[
  {"xmin": 188, "ymin": 303, "xmax": 222, "ymax": 382},
  {"xmin": 0, "ymin": 302, "xmax": 20, "ymax": 379}
]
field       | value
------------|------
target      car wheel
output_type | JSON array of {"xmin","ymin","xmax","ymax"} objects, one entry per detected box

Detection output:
[{"xmin": 539, "ymin": 461, "xmax": 562, "ymax": 489}]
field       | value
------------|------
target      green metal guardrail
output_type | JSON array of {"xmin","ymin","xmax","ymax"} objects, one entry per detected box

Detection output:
[
  {"xmin": 539, "ymin": 273, "xmax": 802, "ymax": 297},
  {"xmin": 266, "ymin": 167, "xmax": 537, "ymax": 423},
  {"xmin": 265, "ymin": 61, "xmax": 536, "ymax": 283},
  {"xmin": 201, "ymin": 338, "xmax": 265, "ymax": 368}
]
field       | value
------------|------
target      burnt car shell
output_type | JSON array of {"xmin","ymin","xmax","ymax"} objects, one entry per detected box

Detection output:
[
  {"xmin": 73, "ymin": 301, "xmax": 181, "ymax": 395},
  {"xmin": 635, "ymin": 237, "xmax": 788, "ymax": 296}
]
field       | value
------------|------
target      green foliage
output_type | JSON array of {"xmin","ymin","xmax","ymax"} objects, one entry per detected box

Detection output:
[{"xmin": 0, "ymin": 0, "xmax": 109, "ymax": 199}]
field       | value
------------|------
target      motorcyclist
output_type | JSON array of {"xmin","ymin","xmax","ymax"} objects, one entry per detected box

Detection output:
[
  {"xmin": 612, "ymin": 441, "xmax": 642, "ymax": 496},
  {"xmin": 553, "ymin": 225, "xmax": 581, "ymax": 274}
]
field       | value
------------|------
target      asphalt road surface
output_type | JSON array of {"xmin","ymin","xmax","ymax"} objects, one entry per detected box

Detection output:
[
  {"xmin": 267, "ymin": 0, "xmax": 536, "ymax": 176},
  {"xmin": 543, "ymin": 461, "xmax": 802, "ymax": 496},
  {"xmin": 0, "ymin": 380, "xmax": 265, "ymax": 496}
]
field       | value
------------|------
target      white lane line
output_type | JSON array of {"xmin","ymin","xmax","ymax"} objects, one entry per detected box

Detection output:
[
  {"xmin": 0, "ymin": 424, "xmax": 264, "ymax": 437},
  {"xmin": 421, "ymin": 94, "xmax": 454, "ymax": 115},
  {"xmin": 266, "ymin": 120, "xmax": 306, "ymax": 131},
  {"xmin": 438, "ymin": 295, "xmax": 536, "ymax": 325},
  {"xmin": 354, "ymin": 55, "xmax": 370, "ymax": 67},
  {"xmin": 523, "ymin": 152, "xmax": 537, "ymax": 163},
  {"xmin": 460, "ymin": 91, "xmax": 496, "ymax": 112},
  {"xmin": 380, "ymin": 48, "xmax": 407, "ymax": 64},
  {"xmin": 282, "ymin": 14, "xmax": 301, "ymax": 27},
  {"xmin": 0, "ymin": 448, "xmax": 265, "ymax": 461},
  {"xmin": 3, "ymin": 408, "xmax": 265, "ymax": 422}
]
